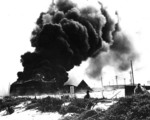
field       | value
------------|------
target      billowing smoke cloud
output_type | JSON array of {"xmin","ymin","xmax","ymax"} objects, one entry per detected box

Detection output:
[
  {"xmin": 86, "ymin": 32, "xmax": 138, "ymax": 78},
  {"xmin": 86, "ymin": 17, "xmax": 138, "ymax": 79},
  {"xmin": 16, "ymin": 0, "xmax": 138, "ymax": 87}
]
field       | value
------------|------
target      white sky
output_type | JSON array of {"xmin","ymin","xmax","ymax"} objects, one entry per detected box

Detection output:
[{"xmin": 0, "ymin": 0, "xmax": 150, "ymax": 95}]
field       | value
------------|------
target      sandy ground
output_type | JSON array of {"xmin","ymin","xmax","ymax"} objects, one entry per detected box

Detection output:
[
  {"xmin": 0, "ymin": 102, "xmax": 62, "ymax": 120},
  {"xmin": 0, "ymin": 89, "xmax": 124, "ymax": 120},
  {"xmin": 0, "ymin": 101, "xmax": 113, "ymax": 120}
]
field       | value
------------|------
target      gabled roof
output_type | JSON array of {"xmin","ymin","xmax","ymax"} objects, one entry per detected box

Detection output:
[{"xmin": 76, "ymin": 80, "xmax": 92, "ymax": 91}]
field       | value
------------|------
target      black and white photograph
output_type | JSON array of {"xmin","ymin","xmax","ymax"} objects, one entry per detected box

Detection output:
[{"xmin": 0, "ymin": 0, "xmax": 150, "ymax": 119}]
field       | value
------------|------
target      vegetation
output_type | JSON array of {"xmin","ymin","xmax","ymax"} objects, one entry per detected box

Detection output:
[
  {"xmin": 58, "ymin": 98, "xmax": 105, "ymax": 120},
  {"xmin": 61, "ymin": 93, "xmax": 150, "ymax": 120},
  {"xmin": 102, "ymin": 93, "xmax": 150, "ymax": 120},
  {"xmin": 0, "ymin": 96, "xmax": 31, "ymax": 112},
  {"xmin": 25, "ymin": 96, "xmax": 64, "ymax": 112},
  {"xmin": 1, "ymin": 93, "xmax": 150, "ymax": 120},
  {"xmin": 36, "ymin": 96, "xmax": 63, "ymax": 112},
  {"xmin": 59, "ymin": 98, "xmax": 90, "ymax": 114}
]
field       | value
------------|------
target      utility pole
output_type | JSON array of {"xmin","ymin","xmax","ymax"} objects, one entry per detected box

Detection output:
[
  {"xmin": 100, "ymin": 76, "xmax": 105, "ymax": 99},
  {"xmin": 100, "ymin": 76, "xmax": 103, "ymax": 88},
  {"xmin": 116, "ymin": 75, "xmax": 118, "ymax": 88},
  {"xmin": 129, "ymin": 71, "xmax": 133, "ymax": 85},
  {"xmin": 130, "ymin": 60, "xmax": 135, "ymax": 85},
  {"xmin": 124, "ymin": 78, "xmax": 126, "ymax": 85}
]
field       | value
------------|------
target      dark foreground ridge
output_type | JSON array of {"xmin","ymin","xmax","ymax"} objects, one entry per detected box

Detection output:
[{"xmin": 1, "ymin": 93, "xmax": 150, "ymax": 120}]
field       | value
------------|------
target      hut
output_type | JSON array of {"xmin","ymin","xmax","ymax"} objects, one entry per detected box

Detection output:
[
  {"xmin": 76, "ymin": 80, "xmax": 92, "ymax": 92},
  {"xmin": 64, "ymin": 80, "xmax": 92, "ymax": 93}
]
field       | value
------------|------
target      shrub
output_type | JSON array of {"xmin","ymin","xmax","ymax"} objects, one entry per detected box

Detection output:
[
  {"xmin": 102, "ymin": 93, "xmax": 150, "ymax": 120},
  {"xmin": 59, "ymin": 104, "xmax": 85, "ymax": 115},
  {"xmin": 0, "ymin": 96, "xmax": 31, "ymax": 112},
  {"xmin": 70, "ymin": 98, "xmax": 94, "ymax": 109},
  {"xmin": 78, "ymin": 110, "xmax": 98, "ymax": 120},
  {"xmin": 59, "ymin": 98, "xmax": 95, "ymax": 115},
  {"xmin": 59, "ymin": 98, "xmax": 106, "ymax": 117},
  {"xmin": 37, "ymin": 96, "xmax": 63, "ymax": 112}
]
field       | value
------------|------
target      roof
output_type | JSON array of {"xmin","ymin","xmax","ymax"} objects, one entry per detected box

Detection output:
[
  {"xmin": 76, "ymin": 80, "xmax": 92, "ymax": 91},
  {"xmin": 64, "ymin": 79, "xmax": 92, "ymax": 91}
]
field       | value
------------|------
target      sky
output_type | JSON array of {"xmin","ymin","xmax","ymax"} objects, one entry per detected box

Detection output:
[{"xmin": 0, "ymin": 0, "xmax": 150, "ymax": 96}]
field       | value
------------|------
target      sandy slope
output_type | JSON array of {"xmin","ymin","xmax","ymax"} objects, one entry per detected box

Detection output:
[
  {"xmin": 0, "ymin": 100, "xmax": 61, "ymax": 120},
  {"xmin": 0, "ymin": 100, "xmax": 114, "ymax": 120},
  {"xmin": 0, "ymin": 89, "xmax": 124, "ymax": 120},
  {"xmin": 0, "ymin": 107, "xmax": 62, "ymax": 120}
]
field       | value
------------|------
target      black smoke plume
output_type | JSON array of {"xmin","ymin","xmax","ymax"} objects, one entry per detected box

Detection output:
[{"xmin": 16, "ymin": 0, "xmax": 138, "ymax": 87}]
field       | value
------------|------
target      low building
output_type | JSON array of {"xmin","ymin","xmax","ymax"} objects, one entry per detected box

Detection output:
[{"xmin": 64, "ymin": 80, "xmax": 92, "ymax": 93}]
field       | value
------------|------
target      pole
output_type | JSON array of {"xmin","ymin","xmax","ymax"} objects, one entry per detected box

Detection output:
[
  {"xmin": 100, "ymin": 76, "xmax": 105, "ymax": 99},
  {"xmin": 129, "ymin": 71, "xmax": 133, "ymax": 84},
  {"xmin": 130, "ymin": 60, "xmax": 135, "ymax": 85},
  {"xmin": 100, "ymin": 76, "xmax": 103, "ymax": 87},
  {"xmin": 116, "ymin": 75, "xmax": 118, "ymax": 88},
  {"xmin": 124, "ymin": 78, "xmax": 126, "ymax": 85}
]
